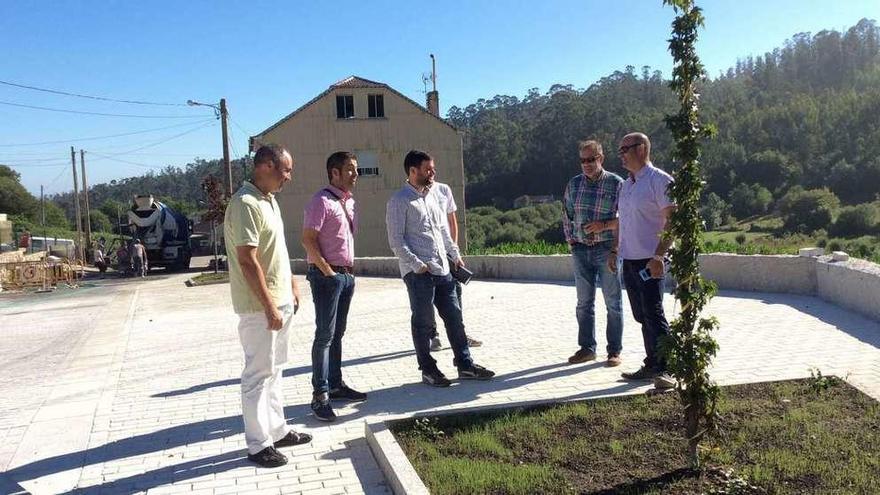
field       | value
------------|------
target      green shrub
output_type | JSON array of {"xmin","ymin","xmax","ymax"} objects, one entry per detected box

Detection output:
[
  {"xmin": 779, "ymin": 188, "xmax": 840, "ymax": 234},
  {"xmin": 831, "ymin": 203, "xmax": 879, "ymax": 237}
]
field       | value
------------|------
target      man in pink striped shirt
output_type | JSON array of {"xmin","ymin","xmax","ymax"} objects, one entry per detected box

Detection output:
[{"xmin": 301, "ymin": 151, "xmax": 366, "ymax": 422}]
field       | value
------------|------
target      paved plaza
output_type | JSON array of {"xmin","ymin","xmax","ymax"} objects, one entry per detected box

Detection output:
[{"xmin": 1, "ymin": 264, "xmax": 878, "ymax": 494}]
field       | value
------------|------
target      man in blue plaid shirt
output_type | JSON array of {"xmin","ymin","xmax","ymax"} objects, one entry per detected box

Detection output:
[{"xmin": 563, "ymin": 140, "xmax": 625, "ymax": 367}]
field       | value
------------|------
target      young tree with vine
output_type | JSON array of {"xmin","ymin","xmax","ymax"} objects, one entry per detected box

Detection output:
[{"xmin": 662, "ymin": 0, "xmax": 721, "ymax": 469}]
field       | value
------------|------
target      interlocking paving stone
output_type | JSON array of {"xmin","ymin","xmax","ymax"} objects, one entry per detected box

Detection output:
[{"xmin": 1, "ymin": 264, "xmax": 877, "ymax": 494}]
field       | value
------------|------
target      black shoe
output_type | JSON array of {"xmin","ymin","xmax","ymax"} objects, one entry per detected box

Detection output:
[
  {"xmin": 430, "ymin": 337, "xmax": 442, "ymax": 352},
  {"xmin": 422, "ymin": 369, "xmax": 452, "ymax": 387},
  {"xmin": 247, "ymin": 446, "xmax": 287, "ymax": 468},
  {"xmin": 311, "ymin": 396, "xmax": 337, "ymax": 422},
  {"xmin": 274, "ymin": 430, "xmax": 312, "ymax": 448},
  {"xmin": 621, "ymin": 366, "xmax": 661, "ymax": 380},
  {"xmin": 466, "ymin": 336, "xmax": 483, "ymax": 347},
  {"xmin": 329, "ymin": 384, "xmax": 367, "ymax": 402},
  {"xmin": 567, "ymin": 348, "xmax": 597, "ymax": 364},
  {"xmin": 458, "ymin": 363, "xmax": 495, "ymax": 381}
]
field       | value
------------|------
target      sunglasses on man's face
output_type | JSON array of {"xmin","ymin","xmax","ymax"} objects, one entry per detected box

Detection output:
[
  {"xmin": 617, "ymin": 142, "xmax": 642, "ymax": 155},
  {"xmin": 580, "ymin": 155, "xmax": 601, "ymax": 164}
]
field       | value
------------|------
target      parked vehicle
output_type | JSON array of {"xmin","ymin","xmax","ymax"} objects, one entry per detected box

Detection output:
[
  {"xmin": 29, "ymin": 237, "xmax": 76, "ymax": 259},
  {"xmin": 127, "ymin": 195, "xmax": 192, "ymax": 271}
]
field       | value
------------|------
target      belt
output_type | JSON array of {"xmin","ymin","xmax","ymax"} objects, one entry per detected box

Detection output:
[
  {"xmin": 579, "ymin": 239, "xmax": 613, "ymax": 247},
  {"xmin": 310, "ymin": 263, "xmax": 353, "ymax": 274}
]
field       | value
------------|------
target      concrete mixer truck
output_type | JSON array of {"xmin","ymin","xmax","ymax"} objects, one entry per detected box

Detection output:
[{"xmin": 127, "ymin": 195, "xmax": 192, "ymax": 271}]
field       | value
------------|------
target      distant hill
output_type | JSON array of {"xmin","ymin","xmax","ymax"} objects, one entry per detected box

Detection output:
[{"xmin": 449, "ymin": 18, "xmax": 880, "ymax": 209}]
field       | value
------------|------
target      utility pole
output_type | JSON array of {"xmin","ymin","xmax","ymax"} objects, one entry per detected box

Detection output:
[
  {"xmin": 80, "ymin": 149, "xmax": 92, "ymax": 256},
  {"xmin": 70, "ymin": 146, "xmax": 84, "ymax": 262},
  {"xmin": 41, "ymin": 185, "xmax": 46, "ymax": 254},
  {"xmin": 220, "ymin": 98, "xmax": 232, "ymax": 197}
]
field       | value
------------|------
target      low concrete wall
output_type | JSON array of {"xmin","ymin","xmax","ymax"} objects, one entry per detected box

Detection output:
[
  {"xmin": 816, "ymin": 258, "xmax": 880, "ymax": 322},
  {"xmin": 292, "ymin": 255, "xmax": 574, "ymax": 281},
  {"xmin": 696, "ymin": 254, "xmax": 817, "ymax": 295},
  {"xmin": 291, "ymin": 253, "xmax": 880, "ymax": 322}
]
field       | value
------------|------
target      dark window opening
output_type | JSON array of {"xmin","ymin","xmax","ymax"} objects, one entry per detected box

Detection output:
[
  {"xmin": 336, "ymin": 95, "xmax": 354, "ymax": 118},
  {"xmin": 368, "ymin": 94, "xmax": 384, "ymax": 118}
]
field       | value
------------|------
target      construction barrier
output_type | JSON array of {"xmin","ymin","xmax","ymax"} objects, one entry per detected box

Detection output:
[{"xmin": 0, "ymin": 258, "xmax": 83, "ymax": 291}]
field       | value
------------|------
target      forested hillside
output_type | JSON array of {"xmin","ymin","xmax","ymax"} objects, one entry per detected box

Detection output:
[{"xmin": 451, "ymin": 18, "xmax": 880, "ymax": 212}]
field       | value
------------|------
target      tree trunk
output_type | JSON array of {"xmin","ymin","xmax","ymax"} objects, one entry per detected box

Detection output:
[{"xmin": 686, "ymin": 406, "xmax": 700, "ymax": 469}]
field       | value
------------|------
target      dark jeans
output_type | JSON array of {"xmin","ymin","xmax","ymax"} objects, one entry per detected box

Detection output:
[
  {"xmin": 403, "ymin": 272, "xmax": 473, "ymax": 372},
  {"xmin": 622, "ymin": 259, "xmax": 670, "ymax": 371},
  {"xmin": 307, "ymin": 266, "xmax": 355, "ymax": 395},
  {"xmin": 572, "ymin": 242, "xmax": 623, "ymax": 355},
  {"xmin": 429, "ymin": 280, "xmax": 462, "ymax": 339}
]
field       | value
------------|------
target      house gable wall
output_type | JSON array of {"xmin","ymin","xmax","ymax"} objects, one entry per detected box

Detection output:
[{"xmin": 253, "ymin": 87, "xmax": 465, "ymax": 258}]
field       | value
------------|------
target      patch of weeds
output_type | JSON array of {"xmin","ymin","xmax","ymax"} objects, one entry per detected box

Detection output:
[
  {"xmin": 705, "ymin": 468, "xmax": 764, "ymax": 494},
  {"xmin": 807, "ymin": 368, "xmax": 841, "ymax": 395},
  {"xmin": 423, "ymin": 457, "xmax": 570, "ymax": 495},
  {"xmin": 448, "ymin": 430, "xmax": 513, "ymax": 461},
  {"xmin": 608, "ymin": 439, "xmax": 625, "ymax": 456},
  {"xmin": 412, "ymin": 417, "xmax": 445, "ymax": 441}
]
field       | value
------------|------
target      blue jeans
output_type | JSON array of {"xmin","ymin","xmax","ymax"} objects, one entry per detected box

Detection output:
[
  {"xmin": 429, "ymin": 280, "xmax": 462, "ymax": 339},
  {"xmin": 307, "ymin": 266, "xmax": 355, "ymax": 395},
  {"xmin": 622, "ymin": 259, "xmax": 670, "ymax": 371},
  {"xmin": 572, "ymin": 242, "xmax": 623, "ymax": 355},
  {"xmin": 403, "ymin": 272, "xmax": 473, "ymax": 372}
]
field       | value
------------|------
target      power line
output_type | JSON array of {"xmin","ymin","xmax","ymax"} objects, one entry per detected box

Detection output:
[
  {"xmin": 0, "ymin": 119, "xmax": 216, "ymax": 147},
  {"xmin": 228, "ymin": 114, "xmax": 253, "ymax": 138},
  {"xmin": 46, "ymin": 164, "xmax": 70, "ymax": 189},
  {"xmin": 87, "ymin": 152, "xmax": 168, "ymax": 170},
  {"xmin": 0, "ymin": 162, "xmax": 70, "ymax": 168},
  {"xmin": 89, "ymin": 120, "xmax": 217, "ymax": 156},
  {"xmin": 0, "ymin": 100, "xmax": 214, "ymax": 119},
  {"xmin": 0, "ymin": 79, "xmax": 190, "ymax": 106}
]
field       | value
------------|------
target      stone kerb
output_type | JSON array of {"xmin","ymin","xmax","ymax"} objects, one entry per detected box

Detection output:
[{"xmin": 365, "ymin": 421, "xmax": 430, "ymax": 495}]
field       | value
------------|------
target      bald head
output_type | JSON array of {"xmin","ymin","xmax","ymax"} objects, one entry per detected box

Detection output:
[
  {"xmin": 618, "ymin": 132, "xmax": 651, "ymax": 172},
  {"xmin": 622, "ymin": 132, "xmax": 650, "ymax": 155}
]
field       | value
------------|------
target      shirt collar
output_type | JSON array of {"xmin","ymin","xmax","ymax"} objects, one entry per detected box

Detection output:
[
  {"xmin": 630, "ymin": 162, "xmax": 653, "ymax": 183},
  {"xmin": 583, "ymin": 169, "xmax": 607, "ymax": 184},
  {"xmin": 325, "ymin": 184, "xmax": 352, "ymax": 200},
  {"xmin": 405, "ymin": 181, "xmax": 431, "ymax": 197},
  {"xmin": 242, "ymin": 180, "xmax": 273, "ymax": 200}
]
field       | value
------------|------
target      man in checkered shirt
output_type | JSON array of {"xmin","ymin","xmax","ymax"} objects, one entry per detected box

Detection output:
[{"xmin": 563, "ymin": 139, "xmax": 625, "ymax": 368}]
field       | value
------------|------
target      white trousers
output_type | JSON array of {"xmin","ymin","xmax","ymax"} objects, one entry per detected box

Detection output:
[{"xmin": 237, "ymin": 304, "xmax": 293, "ymax": 454}]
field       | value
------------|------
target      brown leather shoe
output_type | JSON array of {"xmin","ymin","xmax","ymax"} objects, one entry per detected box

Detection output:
[
  {"xmin": 567, "ymin": 349, "xmax": 596, "ymax": 364},
  {"xmin": 606, "ymin": 354, "xmax": 622, "ymax": 367}
]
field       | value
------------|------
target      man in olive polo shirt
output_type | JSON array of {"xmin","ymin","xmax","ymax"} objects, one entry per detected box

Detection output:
[{"xmin": 225, "ymin": 143, "xmax": 311, "ymax": 468}]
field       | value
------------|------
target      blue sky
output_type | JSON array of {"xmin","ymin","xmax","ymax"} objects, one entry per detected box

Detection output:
[{"xmin": 2, "ymin": 0, "xmax": 877, "ymax": 196}]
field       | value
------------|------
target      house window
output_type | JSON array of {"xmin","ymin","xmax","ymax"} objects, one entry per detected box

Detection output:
[
  {"xmin": 355, "ymin": 150, "xmax": 380, "ymax": 176},
  {"xmin": 368, "ymin": 94, "xmax": 384, "ymax": 118},
  {"xmin": 336, "ymin": 95, "xmax": 354, "ymax": 118}
]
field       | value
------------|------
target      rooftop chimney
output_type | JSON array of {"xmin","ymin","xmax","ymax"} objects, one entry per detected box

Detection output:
[{"xmin": 426, "ymin": 54, "xmax": 440, "ymax": 117}]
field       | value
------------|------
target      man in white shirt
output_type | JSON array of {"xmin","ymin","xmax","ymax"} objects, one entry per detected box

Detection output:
[{"xmin": 428, "ymin": 181, "xmax": 483, "ymax": 351}]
